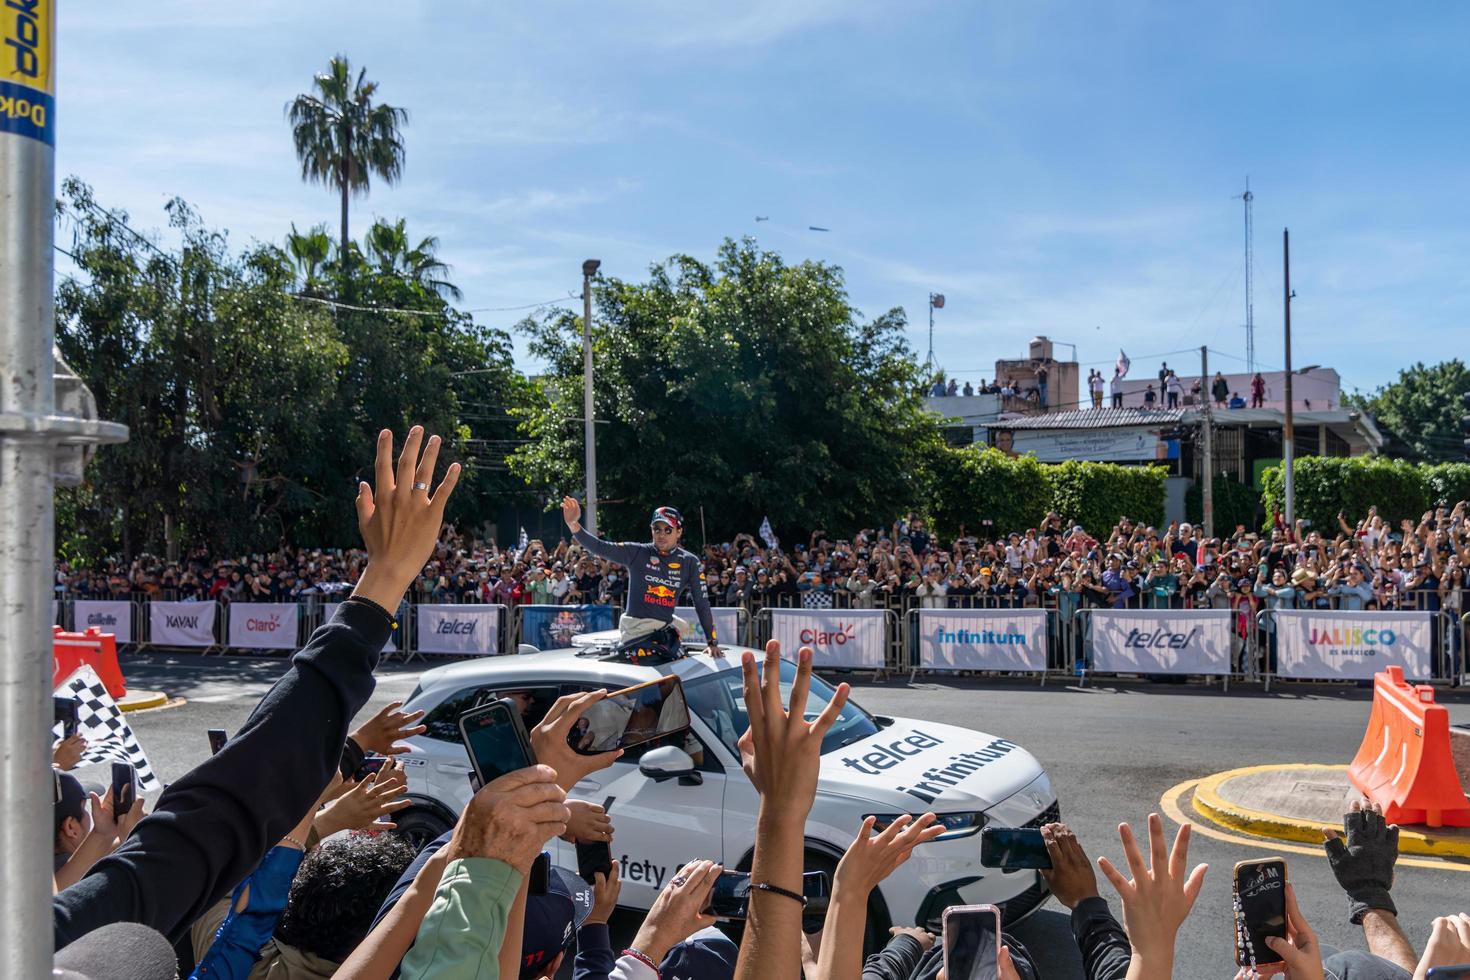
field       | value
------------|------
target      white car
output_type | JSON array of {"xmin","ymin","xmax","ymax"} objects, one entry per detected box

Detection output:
[{"xmin": 393, "ymin": 635, "xmax": 1058, "ymax": 941}]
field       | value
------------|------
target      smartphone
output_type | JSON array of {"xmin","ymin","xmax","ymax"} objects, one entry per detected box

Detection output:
[
  {"xmin": 1426, "ymin": 968, "xmax": 1470, "ymax": 979},
  {"xmin": 701, "ymin": 870, "xmax": 830, "ymax": 920},
  {"xmin": 54, "ymin": 697, "xmax": 80, "ymax": 739},
  {"xmin": 1233, "ymin": 858, "xmax": 1287, "ymax": 966},
  {"xmin": 569, "ymin": 676, "xmax": 690, "ymax": 756},
  {"xmin": 576, "ymin": 840, "xmax": 612, "ymax": 884},
  {"xmin": 942, "ymin": 903, "xmax": 1000, "ymax": 980},
  {"xmin": 207, "ymin": 729, "xmax": 228, "ymax": 755},
  {"xmin": 980, "ymin": 827, "xmax": 1052, "ymax": 870},
  {"xmin": 529, "ymin": 851, "xmax": 550, "ymax": 896},
  {"xmin": 111, "ymin": 761, "xmax": 138, "ymax": 814},
  {"xmin": 355, "ymin": 755, "xmax": 388, "ymax": 782},
  {"xmin": 458, "ymin": 699, "xmax": 537, "ymax": 786}
]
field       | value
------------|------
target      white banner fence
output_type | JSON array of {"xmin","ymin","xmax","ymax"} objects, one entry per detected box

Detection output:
[
  {"xmin": 675, "ymin": 606, "xmax": 747, "ymax": 647},
  {"xmin": 147, "ymin": 600, "xmax": 220, "ymax": 648},
  {"xmin": 414, "ymin": 604, "xmax": 504, "ymax": 657},
  {"xmin": 226, "ymin": 602, "xmax": 301, "ymax": 651},
  {"xmin": 759, "ymin": 607, "xmax": 895, "ymax": 670},
  {"xmin": 70, "ymin": 600, "xmax": 136, "ymax": 645},
  {"xmin": 908, "ymin": 608, "xmax": 1050, "ymax": 675},
  {"xmin": 1075, "ymin": 608, "xmax": 1236, "ymax": 678},
  {"xmin": 1266, "ymin": 609, "xmax": 1436, "ymax": 684}
]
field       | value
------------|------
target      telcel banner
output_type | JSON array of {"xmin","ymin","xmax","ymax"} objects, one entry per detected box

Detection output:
[
  {"xmin": 227, "ymin": 603, "xmax": 299, "ymax": 650},
  {"xmin": 416, "ymin": 604, "xmax": 502, "ymax": 656},
  {"xmin": 1274, "ymin": 610, "xmax": 1434, "ymax": 681},
  {"xmin": 149, "ymin": 601, "xmax": 218, "ymax": 648},
  {"xmin": 770, "ymin": 608, "xmax": 888, "ymax": 669},
  {"xmin": 74, "ymin": 600, "xmax": 133, "ymax": 645},
  {"xmin": 323, "ymin": 603, "xmax": 396, "ymax": 653},
  {"xmin": 675, "ymin": 606, "xmax": 741, "ymax": 647},
  {"xmin": 915, "ymin": 609, "xmax": 1047, "ymax": 672},
  {"xmin": 1089, "ymin": 609, "xmax": 1232, "ymax": 675}
]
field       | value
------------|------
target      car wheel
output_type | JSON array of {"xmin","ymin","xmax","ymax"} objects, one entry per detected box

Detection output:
[{"xmin": 392, "ymin": 806, "xmax": 453, "ymax": 851}]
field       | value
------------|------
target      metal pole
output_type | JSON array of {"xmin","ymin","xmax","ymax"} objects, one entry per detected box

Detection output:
[
  {"xmin": 0, "ymin": 4, "xmax": 58, "ymax": 973},
  {"xmin": 581, "ymin": 259, "xmax": 601, "ymax": 534},
  {"xmin": 1201, "ymin": 345, "xmax": 1214, "ymax": 540},
  {"xmin": 1282, "ymin": 229, "xmax": 1294, "ymax": 527}
]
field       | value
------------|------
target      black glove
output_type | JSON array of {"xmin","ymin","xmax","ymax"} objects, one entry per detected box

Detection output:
[{"xmin": 1324, "ymin": 806, "xmax": 1398, "ymax": 924}]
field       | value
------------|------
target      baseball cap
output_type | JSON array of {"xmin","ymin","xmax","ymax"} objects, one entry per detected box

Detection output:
[
  {"xmin": 54, "ymin": 922, "xmax": 178, "ymax": 980},
  {"xmin": 660, "ymin": 926, "xmax": 739, "ymax": 980},
  {"xmin": 650, "ymin": 506, "xmax": 683, "ymax": 530},
  {"xmin": 55, "ymin": 770, "xmax": 89, "ymax": 838},
  {"xmin": 520, "ymin": 865, "xmax": 594, "ymax": 977}
]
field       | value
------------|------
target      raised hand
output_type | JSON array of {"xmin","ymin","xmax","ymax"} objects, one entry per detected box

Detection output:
[
  {"xmin": 530, "ymin": 691, "xmax": 623, "ymax": 791},
  {"xmin": 564, "ymin": 799, "xmax": 613, "ymax": 844},
  {"xmin": 53, "ymin": 733, "xmax": 87, "ymax": 771},
  {"xmin": 835, "ymin": 814, "xmax": 944, "ymax": 895},
  {"xmin": 630, "ymin": 859, "xmax": 723, "ymax": 963},
  {"xmin": 1414, "ymin": 912, "xmax": 1470, "ymax": 980},
  {"xmin": 315, "ymin": 762, "xmax": 412, "ymax": 835},
  {"xmin": 1096, "ymin": 814, "xmax": 1207, "ymax": 971},
  {"xmin": 738, "ymin": 641, "xmax": 849, "ymax": 811},
  {"xmin": 446, "ymin": 764, "xmax": 569, "ymax": 875},
  {"xmin": 350, "ymin": 700, "xmax": 427, "ymax": 756},
  {"xmin": 1041, "ymin": 822, "xmax": 1101, "ymax": 909},
  {"xmin": 586, "ymin": 861, "xmax": 622, "ymax": 926},
  {"xmin": 1323, "ymin": 799, "xmax": 1399, "ymax": 922},
  {"xmin": 562, "ymin": 496, "xmax": 582, "ymax": 532}
]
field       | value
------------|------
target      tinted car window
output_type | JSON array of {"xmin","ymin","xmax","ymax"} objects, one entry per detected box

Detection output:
[{"xmin": 420, "ymin": 685, "xmax": 560, "ymax": 744}]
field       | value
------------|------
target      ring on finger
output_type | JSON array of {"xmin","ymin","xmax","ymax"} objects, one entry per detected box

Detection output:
[
  {"xmin": 412, "ymin": 482, "xmax": 429, "ymax": 491},
  {"xmin": 671, "ymin": 876, "xmax": 688, "ymax": 886}
]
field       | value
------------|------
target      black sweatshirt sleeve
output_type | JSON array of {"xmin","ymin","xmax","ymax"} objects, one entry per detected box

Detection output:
[
  {"xmin": 53, "ymin": 602, "xmax": 390, "ymax": 949},
  {"xmin": 861, "ymin": 933, "xmax": 925, "ymax": 980},
  {"xmin": 1070, "ymin": 896, "xmax": 1133, "ymax": 980}
]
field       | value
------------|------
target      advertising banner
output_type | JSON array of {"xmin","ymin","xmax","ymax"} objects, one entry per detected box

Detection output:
[
  {"xmin": 915, "ymin": 609, "xmax": 1048, "ymax": 672},
  {"xmin": 1089, "ymin": 609, "xmax": 1233, "ymax": 675},
  {"xmin": 149, "ymin": 600, "xmax": 218, "ymax": 648},
  {"xmin": 73, "ymin": 600, "xmax": 133, "ymax": 645},
  {"xmin": 226, "ymin": 603, "xmax": 300, "ymax": 650},
  {"xmin": 322, "ymin": 603, "xmax": 396, "ymax": 653},
  {"xmin": 770, "ymin": 608, "xmax": 888, "ymax": 669},
  {"xmin": 521, "ymin": 605, "xmax": 616, "ymax": 651},
  {"xmin": 1274, "ymin": 610, "xmax": 1434, "ymax": 681},
  {"xmin": 415, "ymin": 604, "xmax": 502, "ymax": 656},
  {"xmin": 676, "ymin": 606, "xmax": 741, "ymax": 647}
]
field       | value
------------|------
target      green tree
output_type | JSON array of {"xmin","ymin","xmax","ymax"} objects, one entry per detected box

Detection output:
[
  {"xmin": 362, "ymin": 217, "xmax": 462, "ymax": 301},
  {"xmin": 285, "ymin": 222, "xmax": 334, "ymax": 294},
  {"xmin": 1347, "ymin": 360, "xmax": 1470, "ymax": 462},
  {"xmin": 285, "ymin": 55, "xmax": 407, "ymax": 277},
  {"xmin": 510, "ymin": 238, "xmax": 944, "ymax": 541}
]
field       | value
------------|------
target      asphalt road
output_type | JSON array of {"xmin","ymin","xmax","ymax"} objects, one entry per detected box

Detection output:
[{"xmin": 94, "ymin": 652, "xmax": 1470, "ymax": 979}]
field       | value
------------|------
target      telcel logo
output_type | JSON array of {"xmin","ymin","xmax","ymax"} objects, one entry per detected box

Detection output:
[
  {"xmin": 1123, "ymin": 627, "xmax": 1201, "ymax": 649},
  {"xmin": 800, "ymin": 622, "xmax": 857, "ymax": 645},
  {"xmin": 436, "ymin": 620, "xmax": 475, "ymax": 635}
]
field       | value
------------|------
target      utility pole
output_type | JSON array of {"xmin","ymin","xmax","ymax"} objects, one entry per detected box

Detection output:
[
  {"xmin": 926, "ymin": 292, "xmax": 944, "ymax": 372},
  {"xmin": 1237, "ymin": 179, "xmax": 1255, "ymax": 374},
  {"xmin": 581, "ymin": 259, "xmax": 601, "ymax": 534},
  {"xmin": 1200, "ymin": 345, "xmax": 1214, "ymax": 540},
  {"xmin": 1282, "ymin": 229, "xmax": 1295, "ymax": 526}
]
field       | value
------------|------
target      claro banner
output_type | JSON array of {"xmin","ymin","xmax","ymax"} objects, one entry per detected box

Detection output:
[
  {"xmin": 149, "ymin": 601, "xmax": 218, "ymax": 648},
  {"xmin": 416, "ymin": 604, "xmax": 502, "ymax": 656},
  {"xmin": 770, "ymin": 608, "xmax": 888, "ymax": 669},
  {"xmin": 73, "ymin": 600, "xmax": 133, "ymax": 644},
  {"xmin": 915, "ymin": 608, "xmax": 1048, "ymax": 672},
  {"xmin": 226, "ymin": 603, "xmax": 299, "ymax": 651},
  {"xmin": 1089, "ymin": 608, "xmax": 1233, "ymax": 675},
  {"xmin": 1274, "ymin": 610, "xmax": 1434, "ymax": 681},
  {"xmin": 675, "ymin": 606, "xmax": 741, "ymax": 647}
]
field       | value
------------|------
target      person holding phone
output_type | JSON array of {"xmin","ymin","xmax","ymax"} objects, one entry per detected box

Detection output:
[{"xmin": 562, "ymin": 496, "xmax": 721, "ymax": 658}]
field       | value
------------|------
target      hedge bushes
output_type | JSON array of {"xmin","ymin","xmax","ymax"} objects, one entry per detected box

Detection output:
[
  {"xmin": 1260, "ymin": 456, "xmax": 1470, "ymax": 531},
  {"xmin": 1185, "ymin": 478, "xmax": 1260, "ymax": 532},
  {"xmin": 926, "ymin": 446, "xmax": 1166, "ymax": 538}
]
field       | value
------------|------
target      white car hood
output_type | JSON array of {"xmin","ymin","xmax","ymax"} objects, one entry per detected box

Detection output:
[{"xmin": 817, "ymin": 719, "xmax": 1043, "ymax": 812}]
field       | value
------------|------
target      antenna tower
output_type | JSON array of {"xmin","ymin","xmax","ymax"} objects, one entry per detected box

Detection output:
[{"xmin": 1237, "ymin": 179, "xmax": 1255, "ymax": 374}]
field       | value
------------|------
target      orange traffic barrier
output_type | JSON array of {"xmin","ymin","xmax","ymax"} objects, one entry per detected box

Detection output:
[
  {"xmin": 1348, "ymin": 665, "xmax": 1470, "ymax": 828},
  {"xmin": 53, "ymin": 626, "xmax": 127, "ymax": 700}
]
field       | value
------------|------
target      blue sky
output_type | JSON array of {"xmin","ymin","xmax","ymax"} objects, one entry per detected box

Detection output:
[{"xmin": 55, "ymin": 1, "xmax": 1470, "ymax": 396}]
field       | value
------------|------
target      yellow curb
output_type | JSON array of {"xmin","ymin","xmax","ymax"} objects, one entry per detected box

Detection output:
[
  {"xmin": 118, "ymin": 690, "xmax": 170, "ymax": 712},
  {"xmin": 1192, "ymin": 764, "xmax": 1470, "ymax": 860}
]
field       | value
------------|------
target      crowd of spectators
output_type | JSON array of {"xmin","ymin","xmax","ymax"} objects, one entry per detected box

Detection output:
[{"xmin": 45, "ymin": 427, "xmax": 1470, "ymax": 980}]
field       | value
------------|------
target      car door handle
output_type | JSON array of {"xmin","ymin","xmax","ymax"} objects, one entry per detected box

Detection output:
[
  {"xmin": 574, "ymin": 780, "xmax": 602, "ymax": 792},
  {"xmin": 437, "ymin": 763, "xmax": 471, "ymax": 774}
]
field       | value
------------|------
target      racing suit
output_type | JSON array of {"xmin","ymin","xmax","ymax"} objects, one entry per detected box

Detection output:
[{"xmin": 573, "ymin": 529, "xmax": 717, "ymax": 643}]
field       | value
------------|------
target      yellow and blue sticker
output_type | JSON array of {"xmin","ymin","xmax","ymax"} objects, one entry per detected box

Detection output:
[{"xmin": 1, "ymin": 0, "xmax": 54, "ymax": 146}]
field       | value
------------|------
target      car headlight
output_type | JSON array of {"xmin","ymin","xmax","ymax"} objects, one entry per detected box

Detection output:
[{"xmin": 863, "ymin": 811, "xmax": 987, "ymax": 841}]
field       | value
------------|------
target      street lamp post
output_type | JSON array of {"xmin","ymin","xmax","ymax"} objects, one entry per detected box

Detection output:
[
  {"xmin": 1282, "ymin": 229, "xmax": 1294, "ymax": 526},
  {"xmin": 581, "ymin": 259, "xmax": 601, "ymax": 534}
]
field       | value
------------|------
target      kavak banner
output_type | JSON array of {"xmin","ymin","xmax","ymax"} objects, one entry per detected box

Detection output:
[
  {"xmin": 323, "ymin": 603, "xmax": 397, "ymax": 653},
  {"xmin": 1274, "ymin": 610, "xmax": 1434, "ymax": 681},
  {"xmin": 73, "ymin": 600, "xmax": 133, "ymax": 644},
  {"xmin": 226, "ymin": 602, "xmax": 299, "ymax": 651},
  {"xmin": 770, "ymin": 608, "xmax": 888, "ymax": 669},
  {"xmin": 415, "ymin": 604, "xmax": 502, "ymax": 656},
  {"xmin": 675, "ymin": 606, "xmax": 741, "ymax": 647},
  {"xmin": 148, "ymin": 601, "xmax": 218, "ymax": 648},
  {"xmin": 1089, "ymin": 609, "xmax": 1233, "ymax": 675},
  {"xmin": 916, "ymin": 609, "xmax": 1048, "ymax": 672}
]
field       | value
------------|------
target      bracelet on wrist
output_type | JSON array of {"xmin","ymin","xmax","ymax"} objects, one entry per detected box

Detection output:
[
  {"xmin": 752, "ymin": 881, "xmax": 808, "ymax": 907},
  {"xmin": 621, "ymin": 947, "xmax": 659, "ymax": 975}
]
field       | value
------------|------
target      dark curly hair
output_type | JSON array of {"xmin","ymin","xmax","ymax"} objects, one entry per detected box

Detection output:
[{"xmin": 273, "ymin": 830, "xmax": 415, "ymax": 963}]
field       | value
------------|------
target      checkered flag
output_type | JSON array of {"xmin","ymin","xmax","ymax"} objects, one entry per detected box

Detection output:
[{"xmin": 52, "ymin": 665, "xmax": 161, "ymax": 791}]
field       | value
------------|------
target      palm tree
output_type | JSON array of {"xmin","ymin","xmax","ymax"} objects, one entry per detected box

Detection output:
[
  {"xmin": 285, "ymin": 55, "xmax": 407, "ymax": 275},
  {"xmin": 362, "ymin": 218, "xmax": 463, "ymax": 301},
  {"xmin": 284, "ymin": 223, "xmax": 333, "ymax": 293}
]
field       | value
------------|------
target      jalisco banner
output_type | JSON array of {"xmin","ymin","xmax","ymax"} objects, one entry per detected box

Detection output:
[
  {"xmin": 770, "ymin": 608, "xmax": 888, "ymax": 669},
  {"xmin": 915, "ymin": 608, "xmax": 1048, "ymax": 672},
  {"xmin": 415, "ymin": 604, "xmax": 502, "ymax": 656},
  {"xmin": 148, "ymin": 600, "xmax": 219, "ymax": 648},
  {"xmin": 1089, "ymin": 608, "xmax": 1233, "ymax": 675},
  {"xmin": 73, "ymin": 600, "xmax": 134, "ymax": 645},
  {"xmin": 520, "ymin": 604, "xmax": 615, "ymax": 651},
  {"xmin": 226, "ymin": 602, "xmax": 300, "ymax": 651},
  {"xmin": 675, "ymin": 606, "xmax": 741, "ymax": 646},
  {"xmin": 1274, "ymin": 610, "xmax": 1434, "ymax": 681},
  {"xmin": 0, "ymin": 0, "xmax": 54, "ymax": 145},
  {"xmin": 322, "ymin": 602, "xmax": 396, "ymax": 653}
]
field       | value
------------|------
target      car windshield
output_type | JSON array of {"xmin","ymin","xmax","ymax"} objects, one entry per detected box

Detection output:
[{"xmin": 682, "ymin": 658, "xmax": 880, "ymax": 758}]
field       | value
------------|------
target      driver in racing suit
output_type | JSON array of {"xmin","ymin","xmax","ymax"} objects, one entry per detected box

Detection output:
[{"xmin": 561, "ymin": 496, "xmax": 722, "ymax": 658}]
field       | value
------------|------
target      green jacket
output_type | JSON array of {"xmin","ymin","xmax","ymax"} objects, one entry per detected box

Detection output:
[{"xmin": 400, "ymin": 858, "xmax": 521, "ymax": 980}]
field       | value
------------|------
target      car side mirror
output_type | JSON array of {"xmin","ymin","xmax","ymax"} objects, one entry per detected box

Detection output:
[{"xmin": 638, "ymin": 745, "xmax": 700, "ymax": 785}]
